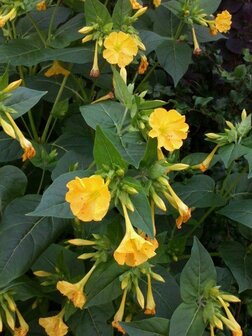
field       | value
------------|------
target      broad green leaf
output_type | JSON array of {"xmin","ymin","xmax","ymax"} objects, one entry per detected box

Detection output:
[
  {"xmin": 244, "ymin": 149, "xmax": 252, "ymax": 178},
  {"xmin": 85, "ymin": 261, "xmax": 127, "ymax": 307},
  {"xmin": 218, "ymin": 199, "xmax": 252, "ymax": 229},
  {"xmin": 112, "ymin": 0, "xmax": 132, "ymax": 29},
  {"xmin": 112, "ymin": 67, "xmax": 133, "ymax": 108},
  {"xmin": 180, "ymin": 237, "xmax": 216, "ymax": 303},
  {"xmin": 0, "ymin": 67, "xmax": 9, "ymax": 90},
  {"xmin": 94, "ymin": 126, "xmax": 128, "ymax": 170},
  {"xmin": 0, "ymin": 165, "xmax": 27, "ymax": 212},
  {"xmin": 121, "ymin": 317, "xmax": 169, "ymax": 336},
  {"xmin": 173, "ymin": 175, "xmax": 226, "ymax": 208},
  {"xmin": 199, "ymin": 0, "xmax": 222, "ymax": 14},
  {"xmin": 0, "ymin": 132, "xmax": 22, "ymax": 162},
  {"xmin": 220, "ymin": 242, "xmax": 252, "ymax": 292},
  {"xmin": 128, "ymin": 191, "xmax": 154, "ymax": 237},
  {"xmin": 81, "ymin": 101, "xmax": 126, "ymax": 133},
  {"xmin": 0, "ymin": 195, "xmax": 69, "ymax": 288},
  {"xmin": 169, "ymin": 303, "xmax": 206, "ymax": 336},
  {"xmin": 140, "ymin": 30, "xmax": 168, "ymax": 54},
  {"xmin": 68, "ymin": 303, "xmax": 114, "ymax": 336},
  {"xmin": 156, "ymin": 40, "xmax": 192, "ymax": 86},
  {"xmin": 0, "ymin": 39, "xmax": 93, "ymax": 66},
  {"xmin": 5, "ymin": 87, "xmax": 47, "ymax": 118},
  {"xmin": 85, "ymin": 0, "xmax": 112, "ymax": 25},
  {"xmin": 218, "ymin": 144, "xmax": 250, "ymax": 168},
  {"xmin": 28, "ymin": 170, "xmax": 89, "ymax": 218},
  {"xmin": 140, "ymin": 138, "xmax": 158, "ymax": 168}
]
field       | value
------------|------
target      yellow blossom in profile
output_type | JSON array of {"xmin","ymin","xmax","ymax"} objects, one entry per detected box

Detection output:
[
  {"xmin": 2, "ymin": 79, "xmax": 22, "ymax": 93},
  {"xmin": 153, "ymin": 0, "xmax": 161, "ymax": 7},
  {"xmin": 130, "ymin": 0, "xmax": 142, "ymax": 9},
  {"xmin": 148, "ymin": 108, "xmax": 189, "ymax": 152},
  {"xmin": 233, "ymin": 329, "xmax": 243, "ymax": 336},
  {"xmin": 112, "ymin": 288, "xmax": 127, "ymax": 334},
  {"xmin": 103, "ymin": 31, "xmax": 138, "ymax": 68},
  {"xmin": 138, "ymin": 55, "xmax": 149, "ymax": 74},
  {"xmin": 36, "ymin": 1, "xmax": 47, "ymax": 11},
  {"xmin": 44, "ymin": 61, "xmax": 70, "ymax": 77},
  {"xmin": 65, "ymin": 175, "xmax": 111, "ymax": 222},
  {"xmin": 57, "ymin": 265, "xmax": 96, "ymax": 309},
  {"xmin": 39, "ymin": 310, "xmax": 68, "ymax": 336},
  {"xmin": 144, "ymin": 273, "xmax": 156, "ymax": 315},
  {"xmin": 114, "ymin": 204, "xmax": 157, "ymax": 267},
  {"xmin": 214, "ymin": 10, "xmax": 232, "ymax": 33},
  {"xmin": 0, "ymin": 8, "xmax": 16, "ymax": 28}
]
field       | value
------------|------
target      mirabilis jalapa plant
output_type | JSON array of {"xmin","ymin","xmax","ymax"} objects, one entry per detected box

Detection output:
[{"xmin": 0, "ymin": 0, "xmax": 251, "ymax": 335}]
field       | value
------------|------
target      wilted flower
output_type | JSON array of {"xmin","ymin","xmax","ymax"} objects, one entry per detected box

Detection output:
[
  {"xmin": 103, "ymin": 31, "xmax": 138, "ymax": 68},
  {"xmin": 114, "ymin": 204, "xmax": 157, "ymax": 267},
  {"xmin": 56, "ymin": 264, "xmax": 96, "ymax": 309},
  {"xmin": 65, "ymin": 175, "xmax": 111, "ymax": 222},
  {"xmin": 44, "ymin": 61, "xmax": 70, "ymax": 77},
  {"xmin": 36, "ymin": 1, "xmax": 47, "ymax": 11},
  {"xmin": 39, "ymin": 309, "xmax": 68, "ymax": 336},
  {"xmin": 148, "ymin": 108, "xmax": 189, "ymax": 152},
  {"xmin": 138, "ymin": 55, "xmax": 149, "ymax": 74}
]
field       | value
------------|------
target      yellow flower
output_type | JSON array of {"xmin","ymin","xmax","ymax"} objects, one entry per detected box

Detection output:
[
  {"xmin": 0, "ymin": 112, "xmax": 36, "ymax": 161},
  {"xmin": 113, "ymin": 204, "xmax": 157, "ymax": 267},
  {"xmin": 153, "ymin": 0, "xmax": 161, "ymax": 7},
  {"xmin": 138, "ymin": 55, "xmax": 149, "ymax": 74},
  {"xmin": 144, "ymin": 273, "xmax": 156, "ymax": 315},
  {"xmin": 233, "ymin": 329, "xmax": 243, "ymax": 336},
  {"xmin": 13, "ymin": 308, "xmax": 29, "ymax": 336},
  {"xmin": 192, "ymin": 144, "xmax": 220, "ymax": 172},
  {"xmin": 130, "ymin": 0, "xmax": 142, "ymax": 9},
  {"xmin": 2, "ymin": 79, "xmax": 22, "ymax": 93},
  {"xmin": 0, "ymin": 8, "xmax": 16, "ymax": 28},
  {"xmin": 214, "ymin": 10, "xmax": 232, "ymax": 33},
  {"xmin": 44, "ymin": 61, "xmax": 70, "ymax": 77},
  {"xmin": 90, "ymin": 41, "xmax": 100, "ymax": 78},
  {"xmin": 148, "ymin": 108, "xmax": 189, "ymax": 152},
  {"xmin": 65, "ymin": 175, "xmax": 111, "ymax": 222},
  {"xmin": 192, "ymin": 27, "xmax": 202, "ymax": 55},
  {"xmin": 39, "ymin": 309, "xmax": 68, "ymax": 336},
  {"xmin": 36, "ymin": 1, "xmax": 47, "ymax": 11},
  {"xmin": 103, "ymin": 31, "xmax": 138, "ymax": 68},
  {"xmin": 56, "ymin": 265, "xmax": 96, "ymax": 309},
  {"xmin": 112, "ymin": 288, "xmax": 127, "ymax": 334}
]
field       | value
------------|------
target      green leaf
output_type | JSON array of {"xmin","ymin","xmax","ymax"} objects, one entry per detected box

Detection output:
[
  {"xmin": 68, "ymin": 303, "xmax": 114, "ymax": 336},
  {"xmin": 94, "ymin": 126, "xmax": 128, "ymax": 170},
  {"xmin": 0, "ymin": 165, "xmax": 27, "ymax": 212},
  {"xmin": 112, "ymin": 0, "xmax": 132, "ymax": 30},
  {"xmin": 180, "ymin": 237, "xmax": 216, "ymax": 303},
  {"xmin": 140, "ymin": 30, "xmax": 168, "ymax": 54},
  {"xmin": 140, "ymin": 138, "xmax": 158, "ymax": 168},
  {"xmin": 173, "ymin": 175, "xmax": 226, "ymax": 208},
  {"xmin": 112, "ymin": 67, "xmax": 133, "ymax": 108},
  {"xmin": 5, "ymin": 87, "xmax": 47, "ymax": 118},
  {"xmin": 169, "ymin": 303, "xmax": 206, "ymax": 336},
  {"xmin": 220, "ymin": 242, "xmax": 252, "ymax": 292},
  {"xmin": 85, "ymin": 261, "xmax": 126, "ymax": 307},
  {"xmin": 128, "ymin": 191, "xmax": 154, "ymax": 237},
  {"xmin": 0, "ymin": 195, "xmax": 69, "ymax": 288},
  {"xmin": 218, "ymin": 144, "xmax": 250, "ymax": 168},
  {"xmin": 198, "ymin": 0, "xmax": 222, "ymax": 14},
  {"xmin": 218, "ymin": 199, "xmax": 252, "ymax": 229},
  {"xmin": 28, "ymin": 170, "xmax": 89, "ymax": 218},
  {"xmin": 0, "ymin": 132, "xmax": 22, "ymax": 162},
  {"xmin": 244, "ymin": 148, "xmax": 252, "ymax": 178},
  {"xmin": 121, "ymin": 317, "xmax": 169, "ymax": 336},
  {"xmin": 85, "ymin": 0, "xmax": 112, "ymax": 25},
  {"xmin": 156, "ymin": 40, "xmax": 192, "ymax": 86}
]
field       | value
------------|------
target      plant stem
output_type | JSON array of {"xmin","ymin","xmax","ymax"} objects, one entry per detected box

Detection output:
[
  {"xmin": 174, "ymin": 20, "xmax": 185, "ymax": 40},
  {"xmin": 27, "ymin": 13, "xmax": 47, "ymax": 47},
  {"xmin": 47, "ymin": 0, "xmax": 61, "ymax": 44},
  {"xmin": 37, "ymin": 169, "xmax": 45, "ymax": 194},
  {"xmin": 118, "ymin": 107, "xmax": 129, "ymax": 135},
  {"xmin": 41, "ymin": 75, "xmax": 69, "ymax": 143}
]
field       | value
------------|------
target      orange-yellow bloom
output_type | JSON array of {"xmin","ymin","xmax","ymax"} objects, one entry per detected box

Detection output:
[
  {"xmin": 112, "ymin": 288, "xmax": 127, "ymax": 334},
  {"xmin": 36, "ymin": 1, "xmax": 47, "ymax": 11},
  {"xmin": 148, "ymin": 108, "xmax": 189, "ymax": 152},
  {"xmin": 233, "ymin": 329, "xmax": 243, "ymax": 336},
  {"xmin": 138, "ymin": 55, "xmax": 149, "ymax": 74},
  {"xmin": 103, "ymin": 32, "xmax": 138, "ymax": 68},
  {"xmin": 153, "ymin": 0, "xmax": 161, "ymax": 7},
  {"xmin": 192, "ymin": 144, "xmax": 220, "ymax": 172},
  {"xmin": 214, "ymin": 10, "xmax": 232, "ymax": 33},
  {"xmin": 44, "ymin": 61, "xmax": 70, "ymax": 77},
  {"xmin": 56, "ymin": 265, "xmax": 96, "ymax": 309},
  {"xmin": 39, "ymin": 310, "xmax": 68, "ymax": 336},
  {"xmin": 65, "ymin": 175, "xmax": 111, "ymax": 222},
  {"xmin": 130, "ymin": 0, "xmax": 142, "ymax": 9},
  {"xmin": 114, "ymin": 204, "xmax": 157, "ymax": 267},
  {"xmin": 13, "ymin": 308, "xmax": 29, "ymax": 336}
]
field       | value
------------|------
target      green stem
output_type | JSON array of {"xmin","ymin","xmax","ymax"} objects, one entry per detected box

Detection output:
[
  {"xmin": 174, "ymin": 20, "xmax": 185, "ymax": 40},
  {"xmin": 187, "ymin": 206, "xmax": 216, "ymax": 237},
  {"xmin": 47, "ymin": 0, "xmax": 61, "ymax": 44},
  {"xmin": 41, "ymin": 75, "xmax": 69, "ymax": 143},
  {"xmin": 136, "ymin": 61, "xmax": 159, "ymax": 92},
  {"xmin": 222, "ymin": 167, "xmax": 247, "ymax": 200},
  {"xmin": 118, "ymin": 107, "xmax": 129, "ymax": 135},
  {"xmin": 37, "ymin": 169, "xmax": 45, "ymax": 194},
  {"xmin": 220, "ymin": 162, "xmax": 234, "ymax": 196},
  {"xmin": 27, "ymin": 13, "xmax": 47, "ymax": 47}
]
